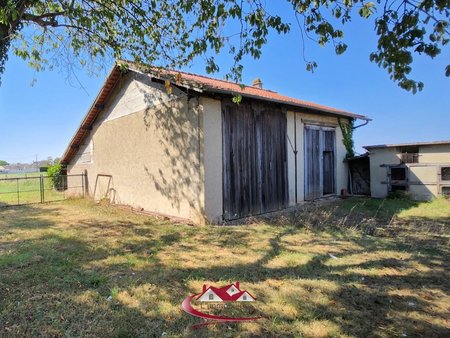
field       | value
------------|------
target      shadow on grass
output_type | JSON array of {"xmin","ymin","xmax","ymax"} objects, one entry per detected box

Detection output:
[
  {"xmin": 0, "ymin": 200, "xmax": 449, "ymax": 337},
  {"xmin": 0, "ymin": 204, "xmax": 62, "ymax": 230}
]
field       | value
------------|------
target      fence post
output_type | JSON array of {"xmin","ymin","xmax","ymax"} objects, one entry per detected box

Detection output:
[
  {"xmin": 40, "ymin": 175, "xmax": 44, "ymax": 203},
  {"xmin": 82, "ymin": 173, "xmax": 85, "ymax": 198},
  {"xmin": 16, "ymin": 178, "xmax": 19, "ymax": 205}
]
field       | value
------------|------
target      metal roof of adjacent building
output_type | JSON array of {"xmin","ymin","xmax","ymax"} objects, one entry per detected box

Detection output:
[{"xmin": 364, "ymin": 140, "xmax": 450, "ymax": 150}]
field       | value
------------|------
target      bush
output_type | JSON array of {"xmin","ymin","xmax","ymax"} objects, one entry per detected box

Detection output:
[
  {"xmin": 387, "ymin": 190, "xmax": 410, "ymax": 200},
  {"xmin": 47, "ymin": 164, "xmax": 64, "ymax": 190}
]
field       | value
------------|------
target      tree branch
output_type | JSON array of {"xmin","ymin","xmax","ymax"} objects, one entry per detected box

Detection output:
[{"xmin": 22, "ymin": 12, "xmax": 66, "ymax": 27}]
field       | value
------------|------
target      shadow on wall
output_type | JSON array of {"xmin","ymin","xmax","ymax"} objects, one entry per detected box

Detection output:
[
  {"xmin": 135, "ymin": 77, "xmax": 205, "ymax": 221},
  {"xmin": 374, "ymin": 155, "xmax": 450, "ymax": 200},
  {"xmin": 407, "ymin": 166, "xmax": 443, "ymax": 201}
]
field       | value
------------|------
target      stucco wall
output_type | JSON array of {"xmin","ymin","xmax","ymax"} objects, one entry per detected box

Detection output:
[
  {"xmin": 286, "ymin": 111, "xmax": 296, "ymax": 206},
  {"xmin": 335, "ymin": 122, "xmax": 349, "ymax": 195},
  {"xmin": 200, "ymin": 97, "xmax": 223, "ymax": 222},
  {"xmin": 67, "ymin": 72, "xmax": 205, "ymax": 223},
  {"xmin": 368, "ymin": 148, "xmax": 399, "ymax": 198},
  {"xmin": 418, "ymin": 144, "xmax": 450, "ymax": 163},
  {"xmin": 368, "ymin": 144, "xmax": 450, "ymax": 199},
  {"xmin": 409, "ymin": 184, "xmax": 438, "ymax": 200}
]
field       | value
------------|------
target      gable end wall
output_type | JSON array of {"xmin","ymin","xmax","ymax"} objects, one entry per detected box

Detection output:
[{"xmin": 67, "ymin": 71, "xmax": 206, "ymax": 223}]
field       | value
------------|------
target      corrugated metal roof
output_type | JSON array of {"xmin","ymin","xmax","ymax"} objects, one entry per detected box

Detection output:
[
  {"xmin": 61, "ymin": 61, "xmax": 369, "ymax": 164},
  {"xmin": 364, "ymin": 140, "xmax": 450, "ymax": 150}
]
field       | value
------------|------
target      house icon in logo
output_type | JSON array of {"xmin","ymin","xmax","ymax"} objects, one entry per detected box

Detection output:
[{"xmin": 196, "ymin": 282, "xmax": 256, "ymax": 302}]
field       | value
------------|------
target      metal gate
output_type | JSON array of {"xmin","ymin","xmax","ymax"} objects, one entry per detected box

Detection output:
[{"xmin": 0, "ymin": 174, "xmax": 85, "ymax": 207}]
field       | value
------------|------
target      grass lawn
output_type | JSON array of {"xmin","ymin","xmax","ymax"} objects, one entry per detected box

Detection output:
[{"xmin": 0, "ymin": 197, "xmax": 449, "ymax": 337}]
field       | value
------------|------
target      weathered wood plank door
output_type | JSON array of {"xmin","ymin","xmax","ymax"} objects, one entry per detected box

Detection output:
[
  {"xmin": 304, "ymin": 126, "xmax": 336, "ymax": 200},
  {"xmin": 222, "ymin": 100, "xmax": 287, "ymax": 220},
  {"xmin": 304, "ymin": 127, "xmax": 321, "ymax": 200},
  {"xmin": 323, "ymin": 129, "xmax": 336, "ymax": 195}
]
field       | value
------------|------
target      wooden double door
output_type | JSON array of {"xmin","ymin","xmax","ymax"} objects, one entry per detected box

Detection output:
[
  {"xmin": 222, "ymin": 100, "xmax": 288, "ymax": 220},
  {"xmin": 304, "ymin": 125, "xmax": 336, "ymax": 200}
]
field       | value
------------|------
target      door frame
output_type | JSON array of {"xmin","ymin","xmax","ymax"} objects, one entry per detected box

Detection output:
[{"xmin": 304, "ymin": 124, "xmax": 337, "ymax": 200}]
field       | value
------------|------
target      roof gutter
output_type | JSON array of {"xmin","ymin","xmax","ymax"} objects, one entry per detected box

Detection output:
[{"xmin": 352, "ymin": 119, "xmax": 370, "ymax": 129}]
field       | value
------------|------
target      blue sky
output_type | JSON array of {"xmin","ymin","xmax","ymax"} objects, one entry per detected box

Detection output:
[{"xmin": 0, "ymin": 7, "xmax": 449, "ymax": 164}]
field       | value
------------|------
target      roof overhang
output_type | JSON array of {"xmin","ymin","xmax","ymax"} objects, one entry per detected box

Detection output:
[
  {"xmin": 120, "ymin": 60, "xmax": 370, "ymax": 121},
  {"xmin": 61, "ymin": 65, "xmax": 124, "ymax": 164},
  {"xmin": 61, "ymin": 61, "xmax": 370, "ymax": 165},
  {"xmin": 200, "ymin": 87, "xmax": 369, "ymax": 120}
]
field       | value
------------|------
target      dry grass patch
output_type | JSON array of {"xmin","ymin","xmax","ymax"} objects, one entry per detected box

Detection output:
[{"xmin": 0, "ymin": 197, "xmax": 449, "ymax": 337}]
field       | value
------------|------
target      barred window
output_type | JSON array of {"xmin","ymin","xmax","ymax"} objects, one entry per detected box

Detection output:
[{"xmin": 400, "ymin": 146, "xmax": 419, "ymax": 163}]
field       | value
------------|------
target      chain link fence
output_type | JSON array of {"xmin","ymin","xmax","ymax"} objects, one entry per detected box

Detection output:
[{"xmin": 0, "ymin": 174, "xmax": 85, "ymax": 207}]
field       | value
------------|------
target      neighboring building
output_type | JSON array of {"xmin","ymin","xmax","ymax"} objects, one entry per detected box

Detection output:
[
  {"xmin": 61, "ymin": 60, "xmax": 369, "ymax": 223},
  {"xmin": 364, "ymin": 141, "xmax": 450, "ymax": 200},
  {"xmin": 196, "ymin": 282, "xmax": 256, "ymax": 302},
  {"xmin": 3, "ymin": 164, "xmax": 39, "ymax": 174}
]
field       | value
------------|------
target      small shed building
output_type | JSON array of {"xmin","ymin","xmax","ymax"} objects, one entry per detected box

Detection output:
[
  {"xmin": 364, "ymin": 141, "xmax": 450, "ymax": 200},
  {"xmin": 61, "ymin": 61, "xmax": 369, "ymax": 223}
]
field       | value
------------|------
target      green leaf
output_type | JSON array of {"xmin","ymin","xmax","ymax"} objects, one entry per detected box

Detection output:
[
  {"xmin": 232, "ymin": 94, "xmax": 242, "ymax": 104},
  {"xmin": 359, "ymin": 2, "xmax": 376, "ymax": 19},
  {"xmin": 0, "ymin": 0, "xmax": 447, "ymax": 93},
  {"xmin": 335, "ymin": 43, "xmax": 347, "ymax": 55}
]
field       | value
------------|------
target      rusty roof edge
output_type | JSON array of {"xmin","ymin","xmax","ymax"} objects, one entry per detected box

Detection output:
[
  {"xmin": 129, "ymin": 67, "xmax": 205, "ymax": 93},
  {"xmin": 60, "ymin": 64, "xmax": 122, "ymax": 164},
  {"xmin": 202, "ymin": 87, "xmax": 370, "ymax": 121}
]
